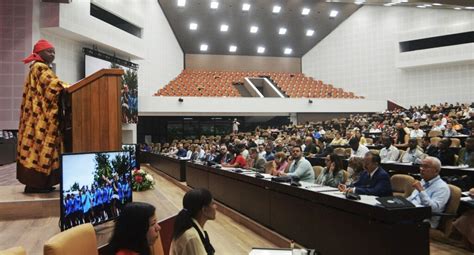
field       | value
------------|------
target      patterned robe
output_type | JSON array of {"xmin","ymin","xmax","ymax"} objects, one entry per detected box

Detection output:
[{"xmin": 17, "ymin": 61, "xmax": 68, "ymax": 188}]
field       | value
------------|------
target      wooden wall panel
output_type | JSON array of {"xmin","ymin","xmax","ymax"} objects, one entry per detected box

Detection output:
[
  {"xmin": 90, "ymin": 81, "xmax": 101, "ymax": 151},
  {"xmin": 99, "ymin": 77, "xmax": 110, "ymax": 150}
]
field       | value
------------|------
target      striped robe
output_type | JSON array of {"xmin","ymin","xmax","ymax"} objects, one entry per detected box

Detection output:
[{"xmin": 17, "ymin": 61, "xmax": 68, "ymax": 188}]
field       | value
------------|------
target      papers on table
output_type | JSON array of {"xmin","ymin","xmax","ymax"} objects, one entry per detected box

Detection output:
[
  {"xmin": 323, "ymin": 191, "xmax": 381, "ymax": 206},
  {"xmin": 461, "ymin": 196, "xmax": 473, "ymax": 202},
  {"xmin": 302, "ymin": 184, "xmax": 338, "ymax": 192}
]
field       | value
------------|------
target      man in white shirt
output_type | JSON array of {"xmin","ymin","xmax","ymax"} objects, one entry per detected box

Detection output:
[
  {"xmin": 379, "ymin": 136, "xmax": 400, "ymax": 163},
  {"xmin": 407, "ymin": 156, "xmax": 450, "ymax": 228},
  {"xmin": 400, "ymin": 138, "xmax": 425, "ymax": 164},
  {"xmin": 410, "ymin": 122, "xmax": 425, "ymax": 138},
  {"xmin": 431, "ymin": 120, "xmax": 445, "ymax": 131},
  {"xmin": 349, "ymin": 137, "xmax": 369, "ymax": 158}
]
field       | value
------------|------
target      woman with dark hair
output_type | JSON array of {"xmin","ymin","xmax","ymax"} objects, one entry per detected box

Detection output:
[
  {"xmin": 170, "ymin": 188, "xmax": 216, "ymax": 255},
  {"xmin": 109, "ymin": 202, "xmax": 161, "ymax": 255},
  {"xmin": 315, "ymin": 153, "xmax": 345, "ymax": 187},
  {"xmin": 222, "ymin": 143, "xmax": 246, "ymax": 168}
]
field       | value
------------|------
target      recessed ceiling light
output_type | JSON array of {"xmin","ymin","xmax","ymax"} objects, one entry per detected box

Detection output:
[
  {"xmin": 384, "ymin": 3, "xmax": 394, "ymax": 6},
  {"xmin": 454, "ymin": 7, "xmax": 462, "ymax": 10},
  {"xmin": 189, "ymin": 23, "xmax": 198, "ymax": 30},
  {"xmin": 200, "ymin": 44, "xmax": 208, "ymax": 51},
  {"xmin": 416, "ymin": 5, "xmax": 426, "ymax": 8},
  {"xmin": 177, "ymin": 0, "xmax": 186, "ymax": 7},
  {"xmin": 220, "ymin": 24, "xmax": 229, "ymax": 32},
  {"xmin": 257, "ymin": 46, "xmax": 265, "ymax": 54},
  {"xmin": 273, "ymin": 5, "xmax": 281, "ymax": 13},
  {"xmin": 301, "ymin": 8, "xmax": 310, "ymax": 15},
  {"xmin": 424, "ymin": 4, "xmax": 432, "ymax": 7},
  {"xmin": 250, "ymin": 26, "xmax": 258, "ymax": 33},
  {"xmin": 306, "ymin": 29, "xmax": 314, "ymax": 36},
  {"xmin": 330, "ymin": 10, "xmax": 339, "ymax": 17},
  {"xmin": 355, "ymin": 1, "xmax": 365, "ymax": 5},
  {"xmin": 210, "ymin": 1, "xmax": 219, "ymax": 9},
  {"xmin": 432, "ymin": 3, "xmax": 442, "ymax": 6},
  {"xmin": 466, "ymin": 6, "xmax": 474, "ymax": 9},
  {"xmin": 284, "ymin": 48, "xmax": 292, "ymax": 55},
  {"xmin": 279, "ymin": 27, "xmax": 287, "ymax": 35},
  {"xmin": 229, "ymin": 45, "xmax": 237, "ymax": 52},
  {"xmin": 242, "ymin": 3, "xmax": 251, "ymax": 11}
]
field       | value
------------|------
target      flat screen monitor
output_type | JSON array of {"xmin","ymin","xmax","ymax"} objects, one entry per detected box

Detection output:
[{"xmin": 60, "ymin": 150, "xmax": 133, "ymax": 231}]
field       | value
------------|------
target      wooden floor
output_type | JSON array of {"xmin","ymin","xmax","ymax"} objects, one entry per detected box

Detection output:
[
  {"xmin": 0, "ymin": 163, "xmax": 472, "ymax": 255},
  {"xmin": 0, "ymin": 163, "xmax": 20, "ymax": 186}
]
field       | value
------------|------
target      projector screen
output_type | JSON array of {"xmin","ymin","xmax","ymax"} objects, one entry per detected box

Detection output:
[{"xmin": 84, "ymin": 54, "xmax": 138, "ymax": 124}]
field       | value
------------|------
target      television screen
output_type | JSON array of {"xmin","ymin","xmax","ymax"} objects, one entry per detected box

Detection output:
[
  {"xmin": 122, "ymin": 144, "xmax": 139, "ymax": 170},
  {"xmin": 60, "ymin": 151, "xmax": 133, "ymax": 231}
]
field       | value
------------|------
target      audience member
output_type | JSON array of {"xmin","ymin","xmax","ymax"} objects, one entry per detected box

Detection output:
[
  {"xmin": 246, "ymin": 147, "xmax": 266, "ymax": 173},
  {"xmin": 349, "ymin": 137, "xmax": 369, "ymax": 158},
  {"xmin": 277, "ymin": 145, "xmax": 315, "ymax": 182},
  {"xmin": 379, "ymin": 136, "xmax": 400, "ymax": 163},
  {"xmin": 400, "ymin": 138, "xmax": 425, "ymax": 164},
  {"xmin": 407, "ymin": 157, "xmax": 450, "ymax": 228},
  {"xmin": 315, "ymin": 153, "xmax": 345, "ymax": 187},
  {"xmin": 458, "ymin": 138, "xmax": 474, "ymax": 167},
  {"xmin": 435, "ymin": 138, "xmax": 456, "ymax": 166},
  {"xmin": 409, "ymin": 122, "xmax": 425, "ymax": 138}
]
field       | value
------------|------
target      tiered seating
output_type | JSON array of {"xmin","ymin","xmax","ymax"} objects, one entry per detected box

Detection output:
[{"xmin": 154, "ymin": 70, "xmax": 362, "ymax": 98}]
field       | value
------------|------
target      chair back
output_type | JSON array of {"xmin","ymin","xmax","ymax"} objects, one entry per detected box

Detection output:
[
  {"xmin": 430, "ymin": 137, "xmax": 442, "ymax": 146},
  {"xmin": 428, "ymin": 130, "xmax": 442, "ymax": 138},
  {"xmin": 312, "ymin": 166, "xmax": 323, "ymax": 178},
  {"xmin": 390, "ymin": 174, "xmax": 415, "ymax": 198},
  {"xmin": 344, "ymin": 148, "xmax": 352, "ymax": 157},
  {"xmin": 450, "ymin": 138, "xmax": 460, "ymax": 148},
  {"xmin": 44, "ymin": 223, "xmax": 98, "ymax": 255},
  {"xmin": 437, "ymin": 185, "xmax": 461, "ymax": 236},
  {"xmin": 0, "ymin": 247, "xmax": 26, "ymax": 255},
  {"xmin": 334, "ymin": 148, "xmax": 346, "ymax": 157}
]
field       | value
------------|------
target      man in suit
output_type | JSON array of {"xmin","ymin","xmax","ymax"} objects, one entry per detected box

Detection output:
[
  {"xmin": 458, "ymin": 137, "xmax": 474, "ymax": 167},
  {"xmin": 339, "ymin": 151, "xmax": 392, "ymax": 197},
  {"xmin": 435, "ymin": 138, "xmax": 456, "ymax": 166},
  {"xmin": 212, "ymin": 145, "xmax": 234, "ymax": 165}
]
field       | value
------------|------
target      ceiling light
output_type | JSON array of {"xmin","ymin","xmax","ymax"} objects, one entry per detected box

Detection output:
[
  {"xmin": 306, "ymin": 29, "xmax": 314, "ymax": 36},
  {"xmin": 257, "ymin": 46, "xmax": 265, "ymax": 54},
  {"xmin": 384, "ymin": 3, "xmax": 394, "ymax": 6},
  {"xmin": 355, "ymin": 1, "xmax": 365, "ymax": 5},
  {"xmin": 200, "ymin": 44, "xmax": 208, "ymax": 51},
  {"xmin": 177, "ymin": 0, "xmax": 186, "ymax": 7},
  {"xmin": 330, "ymin": 10, "xmax": 339, "ymax": 17},
  {"xmin": 424, "ymin": 4, "xmax": 432, "ymax": 7},
  {"xmin": 273, "ymin": 5, "xmax": 281, "ymax": 13},
  {"xmin": 279, "ymin": 27, "xmax": 287, "ymax": 35},
  {"xmin": 284, "ymin": 48, "xmax": 292, "ymax": 55},
  {"xmin": 466, "ymin": 7, "xmax": 474, "ymax": 9},
  {"xmin": 229, "ymin": 45, "xmax": 237, "ymax": 52},
  {"xmin": 220, "ymin": 24, "xmax": 228, "ymax": 32},
  {"xmin": 210, "ymin": 1, "xmax": 219, "ymax": 9},
  {"xmin": 301, "ymin": 8, "xmax": 310, "ymax": 15},
  {"xmin": 416, "ymin": 5, "xmax": 426, "ymax": 8},
  {"xmin": 242, "ymin": 3, "xmax": 251, "ymax": 11},
  {"xmin": 189, "ymin": 23, "xmax": 198, "ymax": 30},
  {"xmin": 432, "ymin": 3, "xmax": 442, "ymax": 6},
  {"xmin": 250, "ymin": 26, "xmax": 258, "ymax": 33},
  {"xmin": 454, "ymin": 7, "xmax": 462, "ymax": 10}
]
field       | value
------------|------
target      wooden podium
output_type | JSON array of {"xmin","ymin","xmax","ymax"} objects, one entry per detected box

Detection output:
[{"xmin": 63, "ymin": 69, "xmax": 124, "ymax": 153}]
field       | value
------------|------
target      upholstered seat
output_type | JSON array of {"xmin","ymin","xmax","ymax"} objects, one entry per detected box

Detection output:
[
  {"xmin": 390, "ymin": 174, "xmax": 415, "ymax": 197},
  {"xmin": 44, "ymin": 223, "xmax": 98, "ymax": 255}
]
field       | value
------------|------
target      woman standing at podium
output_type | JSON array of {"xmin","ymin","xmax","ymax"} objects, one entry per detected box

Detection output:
[{"xmin": 17, "ymin": 39, "xmax": 69, "ymax": 193}]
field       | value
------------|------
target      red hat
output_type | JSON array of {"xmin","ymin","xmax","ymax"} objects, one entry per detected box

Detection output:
[{"xmin": 22, "ymin": 39, "xmax": 55, "ymax": 64}]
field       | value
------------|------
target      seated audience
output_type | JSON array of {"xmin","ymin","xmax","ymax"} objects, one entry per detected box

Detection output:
[
  {"xmin": 431, "ymin": 120, "xmax": 445, "ymax": 131},
  {"xmin": 409, "ymin": 122, "xmax": 425, "ymax": 138},
  {"xmin": 263, "ymin": 144, "xmax": 275, "ymax": 161},
  {"xmin": 394, "ymin": 122, "xmax": 409, "ymax": 146},
  {"xmin": 422, "ymin": 137, "xmax": 438, "ymax": 157},
  {"xmin": 400, "ymin": 138, "xmax": 425, "ymax": 164},
  {"xmin": 176, "ymin": 143, "xmax": 187, "ymax": 158},
  {"xmin": 407, "ymin": 157, "xmax": 450, "ymax": 228},
  {"xmin": 329, "ymin": 131, "xmax": 347, "ymax": 146},
  {"xmin": 458, "ymin": 137, "xmax": 474, "ymax": 167},
  {"xmin": 435, "ymin": 138, "xmax": 456, "ymax": 166},
  {"xmin": 346, "ymin": 157, "xmax": 364, "ymax": 185},
  {"xmin": 379, "ymin": 136, "xmax": 400, "ymax": 163},
  {"xmin": 109, "ymin": 202, "xmax": 161, "ymax": 255},
  {"xmin": 277, "ymin": 145, "xmax": 315, "ymax": 182},
  {"xmin": 444, "ymin": 122, "xmax": 458, "ymax": 137},
  {"xmin": 269, "ymin": 152, "xmax": 289, "ymax": 175},
  {"xmin": 246, "ymin": 147, "xmax": 266, "ymax": 173},
  {"xmin": 315, "ymin": 153, "xmax": 345, "ymax": 188},
  {"xmin": 222, "ymin": 144, "xmax": 247, "ymax": 168},
  {"xmin": 349, "ymin": 137, "xmax": 369, "ymax": 158},
  {"xmin": 212, "ymin": 145, "xmax": 234, "ymax": 165},
  {"xmin": 339, "ymin": 152, "xmax": 392, "ymax": 197},
  {"xmin": 303, "ymin": 136, "xmax": 319, "ymax": 157},
  {"xmin": 258, "ymin": 144, "xmax": 266, "ymax": 158},
  {"xmin": 170, "ymin": 189, "xmax": 216, "ymax": 255}
]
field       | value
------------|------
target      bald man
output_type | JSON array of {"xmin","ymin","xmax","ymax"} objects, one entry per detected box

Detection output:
[{"xmin": 407, "ymin": 156, "xmax": 450, "ymax": 228}]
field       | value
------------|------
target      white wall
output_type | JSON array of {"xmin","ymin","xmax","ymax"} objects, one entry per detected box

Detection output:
[
  {"xmin": 302, "ymin": 6, "xmax": 474, "ymax": 108},
  {"xmin": 139, "ymin": 97, "xmax": 386, "ymax": 116}
]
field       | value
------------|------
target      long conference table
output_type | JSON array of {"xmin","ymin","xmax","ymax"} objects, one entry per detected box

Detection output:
[{"xmin": 186, "ymin": 162, "xmax": 430, "ymax": 255}]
